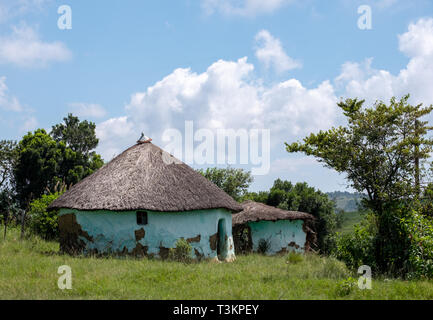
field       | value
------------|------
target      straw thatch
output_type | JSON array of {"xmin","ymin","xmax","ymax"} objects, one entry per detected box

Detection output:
[
  {"xmin": 232, "ymin": 200, "xmax": 314, "ymax": 225},
  {"xmin": 49, "ymin": 142, "xmax": 242, "ymax": 213}
]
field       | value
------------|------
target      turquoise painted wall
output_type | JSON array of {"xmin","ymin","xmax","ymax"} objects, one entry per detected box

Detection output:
[
  {"xmin": 248, "ymin": 219, "xmax": 307, "ymax": 254},
  {"xmin": 59, "ymin": 208, "xmax": 235, "ymax": 261}
]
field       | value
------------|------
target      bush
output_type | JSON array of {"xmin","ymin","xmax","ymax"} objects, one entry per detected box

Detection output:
[
  {"xmin": 401, "ymin": 211, "xmax": 433, "ymax": 279},
  {"xmin": 28, "ymin": 193, "xmax": 62, "ymax": 240},
  {"xmin": 331, "ymin": 213, "xmax": 377, "ymax": 271},
  {"xmin": 335, "ymin": 277, "xmax": 357, "ymax": 297},
  {"xmin": 257, "ymin": 238, "xmax": 270, "ymax": 254},
  {"xmin": 168, "ymin": 238, "xmax": 192, "ymax": 263}
]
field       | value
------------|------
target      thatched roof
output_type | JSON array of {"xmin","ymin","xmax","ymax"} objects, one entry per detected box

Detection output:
[
  {"xmin": 232, "ymin": 200, "xmax": 314, "ymax": 225},
  {"xmin": 49, "ymin": 142, "xmax": 242, "ymax": 213}
]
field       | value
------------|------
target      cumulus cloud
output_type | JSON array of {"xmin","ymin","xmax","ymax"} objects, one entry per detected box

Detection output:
[
  {"xmin": 0, "ymin": 76, "xmax": 23, "ymax": 112},
  {"xmin": 201, "ymin": 0, "xmax": 294, "ymax": 17},
  {"xmin": 255, "ymin": 30, "xmax": 301, "ymax": 73},
  {"xmin": 68, "ymin": 103, "xmax": 107, "ymax": 119},
  {"xmin": 0, "ymin": 25, "xmax": 72, "ymax": 67},
  {"xmin": 96, "ymin": 56, "xmax": 338, "ymax": 161},
  {"xmin": 336, "ymin": 18, "xmax": 433, "ymax": 107},
  {"xmin": 96, "ymin": 17, "xmax": 433, "ymax": 189}
]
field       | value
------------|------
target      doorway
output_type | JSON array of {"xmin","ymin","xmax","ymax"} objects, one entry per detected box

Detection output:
[{"xmin": 217, "ymin": 218, "xmax": 227, "ymax": 260}]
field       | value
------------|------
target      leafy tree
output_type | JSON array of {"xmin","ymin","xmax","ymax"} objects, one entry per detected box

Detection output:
[
  {"xmin": 13, "ymin": 129, "xmax": 62, "ymax": 207},
  {"xmin": 239, "ymin": 191, "xmax": 270, "ymax": 204},
  {"xmin": 51, "ymin": 113, "xmax": 99, "ymax": 156},
  {"xmin": 13, "ymin": 120, "xmax": 104, "ymax": 207},
  {"xmin": 286, "ymin": 95, "xmax": 433, "ymax": 273},
  {"xmin": 197, "ymin": 167, "xmax": 253, "ymax": 201}
]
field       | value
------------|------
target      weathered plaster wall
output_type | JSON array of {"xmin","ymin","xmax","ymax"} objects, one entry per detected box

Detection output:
[
  {"xmin": 248, "ymin": 219, "xmax": 307, "ymax": 254},
  {"xmin": 58, "ymin": 208, "xmax": 235, "ymax": 261}
]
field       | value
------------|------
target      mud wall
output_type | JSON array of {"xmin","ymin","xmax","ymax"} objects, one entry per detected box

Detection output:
[
  {"xmin": 58, "ymin": 208, "xmax": 235, "ymax": 261},
  {"xmin": 248, "ymin": 219, "xmax": 307, "ymax": 254}
]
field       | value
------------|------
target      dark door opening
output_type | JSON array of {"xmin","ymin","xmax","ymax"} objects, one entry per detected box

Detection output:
[{"xmin": 217, "ymin": 218, "xmax": 227, "ymax": 260}]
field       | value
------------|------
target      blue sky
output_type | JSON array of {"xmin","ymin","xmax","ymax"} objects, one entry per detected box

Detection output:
[{"xmin": 1, "ymin": 0, "xmax": 433, "ymax": 193}]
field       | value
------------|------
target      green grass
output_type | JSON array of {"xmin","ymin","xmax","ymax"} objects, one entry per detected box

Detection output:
[
  {"xmin": 338, "ymin": 211, "xmax": 364, "ymax": 234},
  {"xmin": 1, "ymin": 227, "xmax": 433, "ymax": 299}
]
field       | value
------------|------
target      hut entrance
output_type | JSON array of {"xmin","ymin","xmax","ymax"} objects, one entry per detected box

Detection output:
[
  {"xmin": 233, "ymin": 224, "xmax": 253, "ymax": 254},
  {"xmin": 217, "ymin": 218, "xmax": 227, "ymax": 260}
]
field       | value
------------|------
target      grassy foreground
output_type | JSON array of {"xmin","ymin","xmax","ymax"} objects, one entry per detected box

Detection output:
[{"xmin": 1, "ymin": 228, "xmax": 433, "ymax": 300}]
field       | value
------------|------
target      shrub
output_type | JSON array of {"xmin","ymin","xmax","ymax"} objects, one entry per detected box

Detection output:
[
  {"xmin": 257, "ymin": 238, "xmax": 270, "ymax": 254},
  {"xmin": 331, "ymin": 213, "xmax": 377, "ymax": 271},
  {"xmin": 401, "ymin": 211, "xmax": 433, "ymax": 279},
  {"xmin": 168, "ymin": 238, "xmax": 192, "ymax": 263},
  {"xmin": 28, "ymin": 193, "xmax": 62, "ymax": 240},
  {"xmin": 335, "ymin": 277, "xmax": 357, "ymax": 297}
]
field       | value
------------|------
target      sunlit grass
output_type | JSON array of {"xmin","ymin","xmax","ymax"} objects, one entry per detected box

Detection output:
[{"xmin": 1, "ymin": 227, "xmax": 432, "ymax": 300}]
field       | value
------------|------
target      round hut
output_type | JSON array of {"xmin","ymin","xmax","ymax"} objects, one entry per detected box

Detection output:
[
  {"xmin": 232, "ymin": 200, "xmax": 316, "ymax": 255},
  {"xmin": 49, "ymin": 140, "xmax": 242, "ymax": 262}
]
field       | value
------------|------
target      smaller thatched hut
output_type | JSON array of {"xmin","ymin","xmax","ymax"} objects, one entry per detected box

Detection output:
[{"xmin": 232, "ymin": 201, "xmax": 316, "ymax": 255}]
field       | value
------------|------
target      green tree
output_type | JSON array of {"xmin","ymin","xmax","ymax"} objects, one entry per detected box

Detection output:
[
  {"xmin": 197, "ymin": 167, "xmax": 253, "ymax": 201},
  {"xmin": 51, "ymin": 113, "xmax": 99, "ymax": 156},
  {"xmin": 286, "ymin": 95, "xmax": 433, "ymax": 273},
  {"xmin": 13, "ymin": 123, "xmax": 104, "ymax": 207},
  {"xmin": 13, "ymin": 129, "xmax": 62, "ymax": 207}
]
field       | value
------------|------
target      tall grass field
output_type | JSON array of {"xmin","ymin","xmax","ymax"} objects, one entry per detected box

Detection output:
[{"xmin": 1, "ymin": 227, "xmax": 432, "ymax": 300}]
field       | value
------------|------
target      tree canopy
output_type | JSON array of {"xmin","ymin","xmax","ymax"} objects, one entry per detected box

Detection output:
[
  {"xmin": 13, "ymin": 115, "xmax": 104, "ymax": 207},
  {"xmin": 286, "ymin": 95, "xmax": 433, "ymax": 215},
  {"xmin": 51, "ymin": 113, "xmax": 99, "ymax": 156},
  {"xmin": 197, "ymin": 167, "xmax": 253, "ymax": 201}
]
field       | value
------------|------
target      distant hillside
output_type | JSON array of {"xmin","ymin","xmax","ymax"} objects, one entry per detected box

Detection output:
[{"xmin": 326, "ymin": 191, "xmax": 366, "ymax": 212}]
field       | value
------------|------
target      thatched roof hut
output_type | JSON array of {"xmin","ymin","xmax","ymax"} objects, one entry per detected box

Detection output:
[
  {"xmin": 233, "ymin": 200, "xmax": 314, "ymax": 225},
  {"xmin": 232, "ymin": 200, "xmax": 316, "ymax": 254},
  {"xmin": 49, "ymin": 142, "xmax": 242, "ymax": 213}
]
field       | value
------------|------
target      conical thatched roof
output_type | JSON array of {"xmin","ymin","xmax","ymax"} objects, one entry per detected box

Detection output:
[
  {"xmin": 232, "ymin": 200, "xmax": 314, "ymax": 225},
  {"xmin": 49, "ymin": 142, "xmax": 242, "ymax": 213}
]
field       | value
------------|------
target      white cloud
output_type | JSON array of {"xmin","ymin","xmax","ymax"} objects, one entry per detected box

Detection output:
[
  {"xmin": 0, "ymin": 25, "xmax": 72, "ymax": 67},
  {"xmin": 201, "ymin": 0, "xmax": 294, "ymax": 17},
  {"xmin": 0, "ymin": 76, "xmax": 23, "ymax": 112},
  {"xmin": 95, "ymin": 17, "xmax": 433, "ymax": 190},
  {"xmin": 0, "ymin": 0, "xmax": 49, "ymax": 23},
  {"xmin": 96, "ymin": 57, "xmax": 338, "ymax": 161},
  {"xmin": 255, "ymin": 30, "xmax": 301, "ymax": 73},
  {"xmin": 68, "ymin": 103, "xmax": 107, "ymax": 119},
  {"xmin": 95, "ymin": 116, "xmax": 135, "ymax": 161},
  {"xmin": 336, "ymin": 18, "xmax": 433, "ymax": 106}
]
